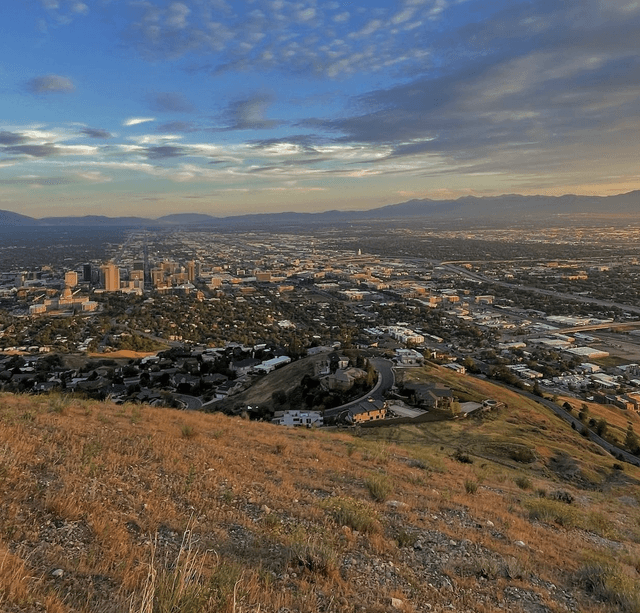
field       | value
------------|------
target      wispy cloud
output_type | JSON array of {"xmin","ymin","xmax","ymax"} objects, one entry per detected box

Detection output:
[
  {"xmin": 79, "ymin": 127, "xmax": 112, "ymax": 139},
  {"xmin": 220, "ymin": 93, "xmax": 281, "ymax": 131},
  {"xmin": 123, "ymin": 117, "xmax": 156, "ymax": 126},
  {"xmin": 0, "ymin": 131, "xmax": 28, "ymax": 146},
  {"xmin": 25, "ymin": 74, "xmax": 75, "ymax": 94},
  {"xmin": 147, "ymin": 91, "xmax": 195, "ymax": 113}
]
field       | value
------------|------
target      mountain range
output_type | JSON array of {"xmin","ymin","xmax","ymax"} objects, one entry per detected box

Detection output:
[{"xmin": 1, "ymin": 191, "xmax": 639, "ymax": 227}]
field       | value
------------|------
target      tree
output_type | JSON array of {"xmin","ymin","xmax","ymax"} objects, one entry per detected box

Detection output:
[
  {"xmin": 578, "ymin": 405, "xmax": 590, "ymax": 423},
  {"xmin": 595, "ymin": 418, "xmax": 608, "ymax": 437},
  {"xmin": 625, "ymin": 425, "xmax": 640, "ymax": 454}
]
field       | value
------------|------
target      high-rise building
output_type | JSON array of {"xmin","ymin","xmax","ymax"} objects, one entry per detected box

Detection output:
[
  {"xmin": 101, "ymin": 263, "xmax": 120, "ymax": 292},
  {"xmin": 83, "ymin": 264, "xmax": 92, "ymax": 283},
  {"xmin": 65, "ymin": 271, "xmax": 78, "ymax": 288},
  {"xmin": 151, "ymin": 268, "xmax": 165, "ymax": 288},
  {"xmin": 187, "ymin": 260, "xmax": 196, "ymax": 282}
]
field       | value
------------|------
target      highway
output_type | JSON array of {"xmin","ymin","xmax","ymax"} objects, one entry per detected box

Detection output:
[{"xmin": 440, "ymin": 263, "xmax": 640, "ymax": 316}]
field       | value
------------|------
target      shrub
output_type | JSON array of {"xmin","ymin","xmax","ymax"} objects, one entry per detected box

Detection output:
[
  {"xmin": 323, "ymin": 497, "xmax": 380, "ymax": 534},
  {"xmin": 288, "ymin": 538, "xmax": 338, "ymax": 578},
  {"xmin": 576, "ymin": 557, "xmax": 640, "ymax": 613},
  {"xmin": 514, "ymin": 476, "xmax": 532, "ymax": 490},
  {"xmin": 180, "ymin": 425, "xmax": 197, "ymax": 439},
  {"xmin": 365, "ymin": 474, "xmax": 393, "ymax": 502},
  {"xmin": 549, "ymin": 490, "xmax": 574, "ymax": 504},
  {"xmin": 526, "ymin": 499, "xmax": 577, "ymax": 528},
  {"xmin": 454, "ymin": 449, "xmax": 473, "ymax": 464},
  {"xmin": 464, "ymin": 479, "xmax": 478, "ymax": 495},
  {"xmin": 396, "ymin": 529, "xmax": 417, "ymax": 548},
  {"xmin": 509, "ymin": 446, "xmax": 536, "ymax": 464}
]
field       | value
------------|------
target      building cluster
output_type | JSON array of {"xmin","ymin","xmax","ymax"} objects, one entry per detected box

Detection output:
[{"xmin": 2, "ymin": 226, "xmax": 640, "ymax": 428}]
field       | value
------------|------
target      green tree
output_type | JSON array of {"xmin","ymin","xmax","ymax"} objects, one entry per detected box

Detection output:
[
  {"xmin": 595, "ymin": 418, "xmax": 608, "ymax": 437},
  {"xmin": 578, "ymin": 405, "xmax": 590, "ymax": 423},
  {"xmin": 625, "ymin": 425, "xmax": 640, "ymax": 454}
]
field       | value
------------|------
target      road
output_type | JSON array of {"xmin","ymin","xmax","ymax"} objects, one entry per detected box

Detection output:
[
  {"xmin": 497, "ymin": 382, "xmax": 640, "ymax": 466},
  {"xmin": 441, "ymin": 263, "xmax": 640, "ymax": 316},
  {"xmin": 324, "ymin": 357, "xmax": 395, "ymax": 420},
  {"xmin": 173, "ymin": 393, "xmax": 203, "ymax": 411}
]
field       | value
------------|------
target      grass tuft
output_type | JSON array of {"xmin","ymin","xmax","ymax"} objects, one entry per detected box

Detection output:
[
  {"xmin": 514, "ymin": 475, "xmax": 532, "ymax": 490},
  {"xmin": 464, "ymin": 479, "xmax": 478, "ymax": 495},
  {"xmin": 365, "ymin": 473, "xmax": 393, "ymax": 502},
  {"xmin": 323, "ymin": 497, "xmax": 380, "ymax": 534},
  {"xmin": 180, "ymin": 424, "xmax": 197, "ymax": 439},
  {"xmin": 576, "ymin": 556, "xmax": 640, "ymax": 613}
]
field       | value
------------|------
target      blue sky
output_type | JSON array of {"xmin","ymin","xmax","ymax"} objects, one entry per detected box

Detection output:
[{"xmin": 1, "ymin": 0, "xmax": 639, "ymax": 218}]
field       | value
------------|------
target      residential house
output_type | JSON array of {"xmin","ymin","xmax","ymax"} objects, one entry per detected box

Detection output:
[
  {"xmin": 272, "ymin": 410, "xmax": 323, "ymax": 427},
  {"xmin": 346, "ymin": 398, "xmax": 387, "ymax": 423},
  {"xmin": 403, "ymin": 382, "xmax": 454, "ymax": 410},
  {"xmin": 395, "ymin": 348, "xmax": 424, "ymax": 366}
]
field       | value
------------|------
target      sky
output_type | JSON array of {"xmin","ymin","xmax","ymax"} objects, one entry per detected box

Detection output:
[{"xmin": 1, "ymin": 0, "xmax": 639, "ymax": 218}]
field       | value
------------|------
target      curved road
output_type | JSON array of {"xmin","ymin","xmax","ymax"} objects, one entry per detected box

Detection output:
[
  {"xmin": 174, "ymin": 393, "xmax": 203, "ymax": 411},
  {"xmin": 324, "ymin": 357, "xmax": 395, "ymax": 420}
]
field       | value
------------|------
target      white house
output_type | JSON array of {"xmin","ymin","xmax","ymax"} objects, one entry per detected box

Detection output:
[
  {"xmin": 254, "ymin": 355, "xmax": 292, "ymax": 374},
  {"xmin": 272, "ymin": 410, "xmax": 323, "ymax": 427}
]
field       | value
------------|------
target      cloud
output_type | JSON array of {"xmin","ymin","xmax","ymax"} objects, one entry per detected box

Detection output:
[
  {"xmin": 125, "ymin": 0, "xmax": 448, "ymax": 78},
  {"xmin": 146, "ymin": 145, "xmax": 187, "ymax": 159},
  {"xmin": 221, "ymin": 93, "xmax": 281, "ymax": 130},
  {"xmin": 148, "ymin": 92, "xmax": 195, "ymax": 113},
  {"xmin": 25, "ymin": 75, "xmax": 75, "ymax": 94},
  {"xmin": 156, "ymin": 121, "xmax": 198, "ymax": 132},
  {"xmin": 123, "ymin": 117, "xmax": 156, "ymax": 126},
  {"xmin": 79, "ymin": 127, "xmax": 112, "ymax": 139},
  {"xmin": 0, "ymin": 176, "xmax": 75, "ymax": 186},
  {"xmin": 76, "ymin": 171, "xmax": 112, "ymax": 183},
  {"xmin": 3, "ymin": 144, "xmax": 60, "ymax": 158},
  {"xmin": 0, "ymin": 131, "xmax": 28, "ymax": 146},
  {"xmin": 71, "ymin": 2, "xmax": 88, "ymax": 15},
  {"xmin": 1, "ymin": 140, "xmax": 99, "ymax": 159}
]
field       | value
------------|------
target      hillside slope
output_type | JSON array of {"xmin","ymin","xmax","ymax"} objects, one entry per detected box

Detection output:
[{"xmin": 1, "ymin": 382, "xmax": 640, "ymax": 613}]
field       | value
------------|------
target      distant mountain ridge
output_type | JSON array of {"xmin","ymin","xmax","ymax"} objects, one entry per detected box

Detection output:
[{"xmin": 2, "ymin": 190, "xmax": 639, "ymax": 227}]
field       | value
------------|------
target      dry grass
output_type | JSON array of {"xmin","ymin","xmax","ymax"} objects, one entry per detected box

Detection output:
[{"xmin": 0, "ymin": 387, "xmax": 639, "ymax": 612}]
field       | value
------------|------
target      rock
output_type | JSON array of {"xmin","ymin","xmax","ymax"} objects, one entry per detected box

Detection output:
[
  {"xmin": 391, "ymin": 597, "xmax": 403, "ymax": 609},
  {"xmin": 51, "ymin": 568, "xmax": 64, "ymax": 578},
  {"xmin": 386, "ymin": 500, "xmax": 407, "ymax": 508},
  {"xmin": 486, "ymin": 520, "xmax": 495, "ymax": 528},
  {"xmin": 515, "ymin": 540, "xmax": 526, "ymax": 547}
]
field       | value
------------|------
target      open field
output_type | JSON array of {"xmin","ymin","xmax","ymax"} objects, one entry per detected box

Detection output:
[{"xmin": 1, "ymin": 386, "xmax": 640, "ymax": 612}]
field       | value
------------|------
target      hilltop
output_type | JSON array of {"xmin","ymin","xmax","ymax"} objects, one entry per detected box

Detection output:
[{"xmin": 2, "ymin": 364, "xmax": 640, "ymax": 613}]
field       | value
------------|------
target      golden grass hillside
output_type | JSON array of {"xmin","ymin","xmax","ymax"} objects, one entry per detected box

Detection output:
[{"xmin": 1, "ymin": 381, "xmax": 640, "ymax": 613}]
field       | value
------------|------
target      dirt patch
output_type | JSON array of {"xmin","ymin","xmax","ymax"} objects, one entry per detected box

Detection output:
[{"xmin": 87, "ymin": 350, "xmax": 159, "ymax": 359}]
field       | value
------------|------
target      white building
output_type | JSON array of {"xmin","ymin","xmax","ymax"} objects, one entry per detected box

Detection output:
[
  {"xmin": 255, "ymin": 355, "xmax": 292, "ymax": 374},
  {"xmin": 272, "ymin": 410, "xmax": 323, "ymax": 427}
]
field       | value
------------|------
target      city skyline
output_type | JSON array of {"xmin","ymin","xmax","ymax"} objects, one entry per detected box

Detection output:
[{"xmin": 2, "ymin": 0, "xmax": 639, "ymax": 218}]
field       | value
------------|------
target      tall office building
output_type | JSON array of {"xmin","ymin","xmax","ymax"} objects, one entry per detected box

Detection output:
[
  {"xmin": 187, "ymin": 260, "xmax": 196, "ymax": 282},
  {"xmin": 65, "ymin": 271, "xmax": 78, "ymax": 288},
  {"xmin": 83, "ymin": 264, "xmax": 92, "ymax": 283},
  {"xmin": 101, "ymin": 263, "xmax": 120, "ymax": 292}
]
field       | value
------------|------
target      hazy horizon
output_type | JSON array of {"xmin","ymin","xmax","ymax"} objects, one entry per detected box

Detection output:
[{"xmin": 2, "ymin": 1, "xmax": 639, "ymax": 218}]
